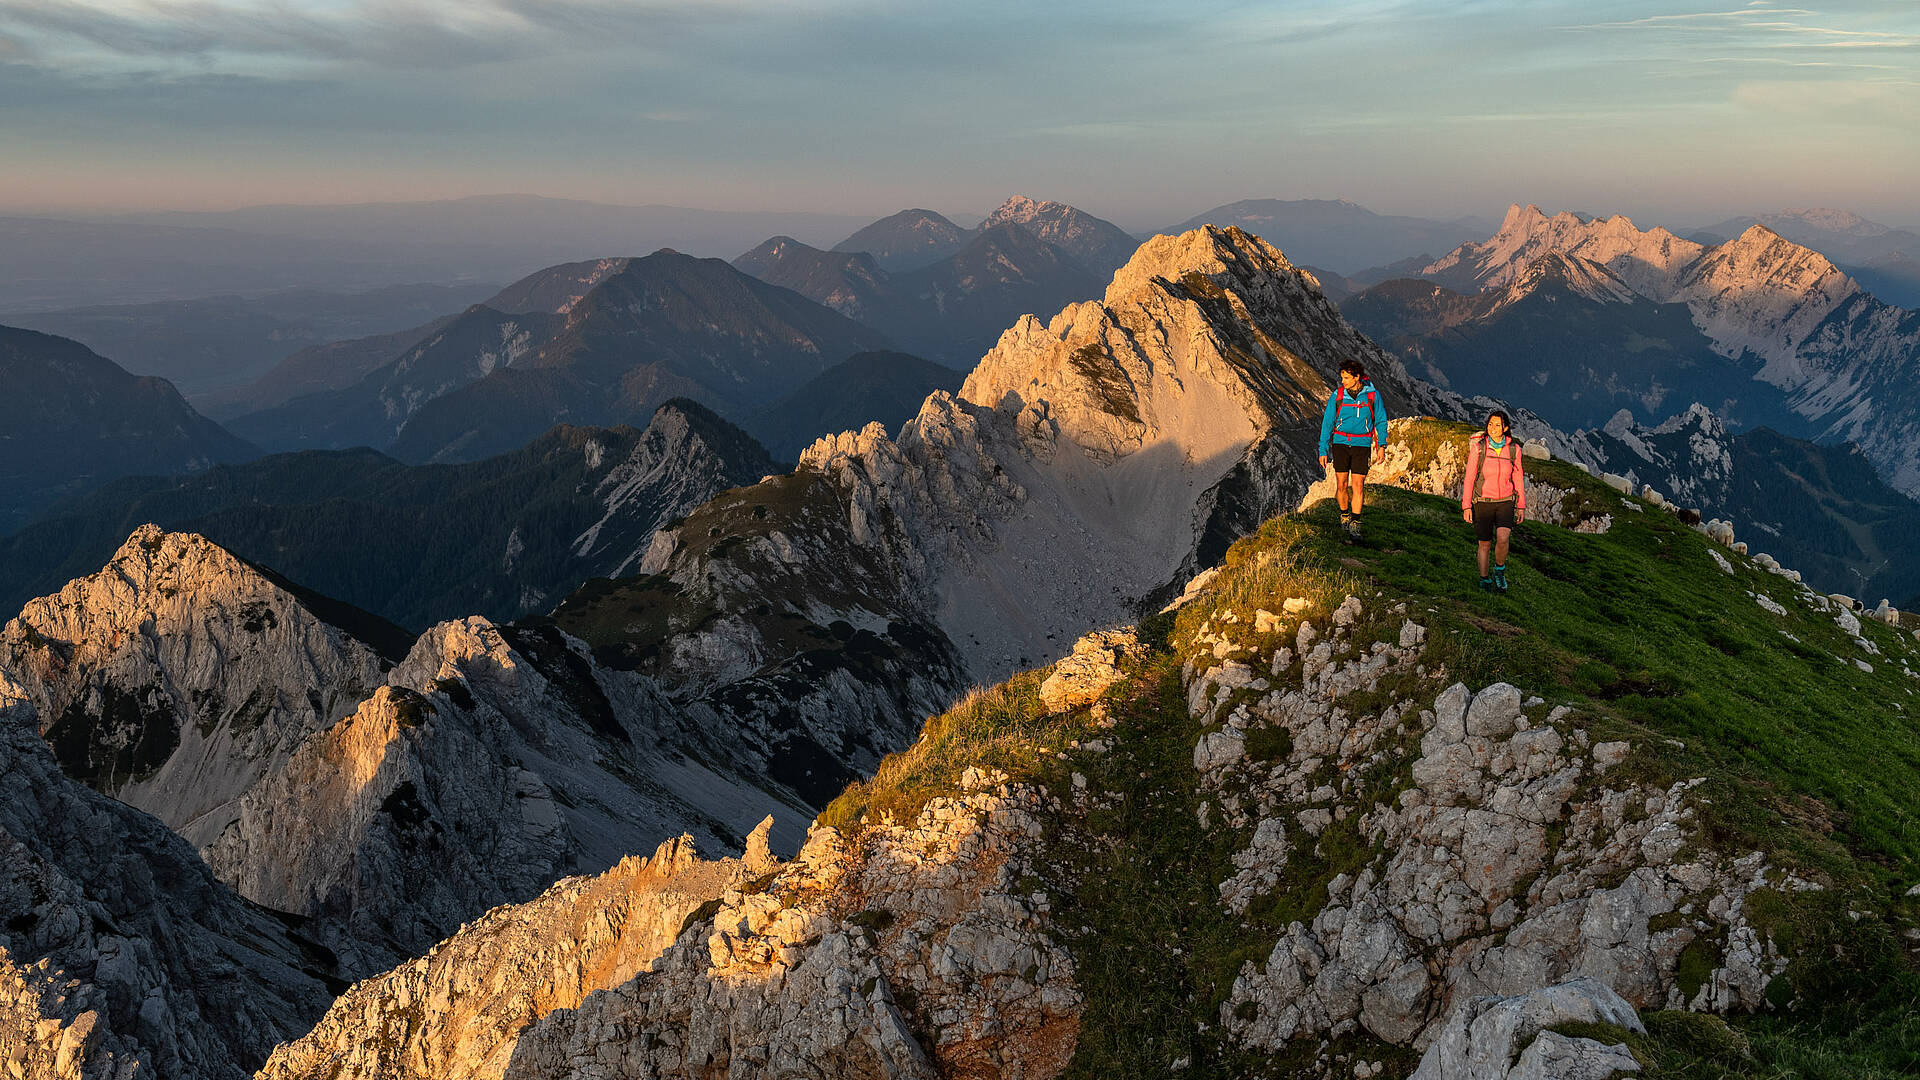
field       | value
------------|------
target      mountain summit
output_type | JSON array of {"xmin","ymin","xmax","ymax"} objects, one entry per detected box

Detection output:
[
  {"xmin": 982, "ymin": 194, "xmax": 1140, "ymax": 274},
  {"xmin": 830, "ymin": 208, "xmax": 970, "ymax": 271}
]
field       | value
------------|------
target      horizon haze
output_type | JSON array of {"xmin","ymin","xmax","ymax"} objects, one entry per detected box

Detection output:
[{"xmin": 1, "ymin": 0, "xmax": 1916, "ymax": 228}]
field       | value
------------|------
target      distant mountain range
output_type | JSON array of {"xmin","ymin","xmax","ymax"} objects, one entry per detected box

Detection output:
[
  {"xmin": 830, "ymin": 208, "xmax": 971, "ymax": 271},
  {"xmin": 1340, "ymin": 255, "xmax": 1796, "ymax": 433},
  {"xmin": 1686, "ymin": 208, "xmax": 1920, "ymax": 308},
  {"xmin": 1346, "ymin": 204, "xmax": 1920, "ymax": 496},
  {"xmin": 224, "ymin": 251, "xmax": 890, "ymax": 463},
  {"xmin": 6, "ymin": 283, "xmax": 500, "ymax": 401},
  {"xmin": 1568, "ymin": 405, "xmax": 1920, "ymax": 608},
  {"xmin": 734, "ymin": 196, "xmax": 1121, "ymax": 363},
  {"xmin": 0, "ymin": 325, "xmax": 257, "ymax": 531},
  {"xmin": 0, "ymin": 402, "xmax": 775, "ymax": 631}
]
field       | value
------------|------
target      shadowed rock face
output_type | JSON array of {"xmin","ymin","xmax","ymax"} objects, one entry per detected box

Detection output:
[
  {"xmin": 1, "ymin": 524, "xmax": 809, "ymax": 979},
  {"xmin": 201, "ymin": 613, "xmax": 803, "ymax": 976},
  {"xmin": 0, "ymin": 667, "xmax": 337, "ymax": 1080},
  {"xmin": 830, "ymin": 208, "xmax": 970, "ymax": 272}
]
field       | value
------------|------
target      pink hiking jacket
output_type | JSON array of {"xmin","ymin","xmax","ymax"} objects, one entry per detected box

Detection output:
[{"xmin": 1462, "ymin": 433, "xmax": 1527, "ymax": 510}]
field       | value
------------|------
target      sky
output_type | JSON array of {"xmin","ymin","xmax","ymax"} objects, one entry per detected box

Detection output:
[{"xmin": 1, "ymin": 0, "xmax": 1917, "ymax": 228}]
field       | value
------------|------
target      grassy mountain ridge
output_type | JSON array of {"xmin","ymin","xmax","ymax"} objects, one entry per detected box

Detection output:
[{"xmin": 815, "ymin": 418, "xmax": 1920, "ymax": 1077}]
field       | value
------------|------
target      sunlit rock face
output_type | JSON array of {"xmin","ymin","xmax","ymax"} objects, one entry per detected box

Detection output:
[
  {"xmin": 500, "ymin": 772, "xmax": 1075, "ymax": 1080},
  {"xmin": 255, "ymin": 830, "xmax": 764, "ymax": 1080},
  {"xmin": 0, "ymin": 524, "xmax": 393, "ymax": 849},
  {"xmin": 576, "ymin": 226, "xmax": 1478, "ymax": 870}
]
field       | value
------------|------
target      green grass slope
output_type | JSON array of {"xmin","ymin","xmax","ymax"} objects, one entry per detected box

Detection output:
[{"xmin": 818, "ymin": 419, "xmax": 1920, "ymax": 1078}]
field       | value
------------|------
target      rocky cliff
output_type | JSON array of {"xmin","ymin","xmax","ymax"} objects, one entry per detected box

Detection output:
[
  {"xmin": 201, "ymin": 613, "xmax": 801, "ymax": 975},
  {"xmin": 255, "ymin": 830, "xmax": 765, "ymax": 1080},
  {"xmin": 553, "ymin": 225, "xmax": 1468, "ymax": 824},
  {"xmin": 0, "ymin": 524, "xmax": 811, "ymax": 979},
  {"xmin": 1, "ymin": 525, "xmax": 395, "ymax": 848},
  {"xmin": 0, "ymin": 667, "xmax": 336, "ymax": 1080}
]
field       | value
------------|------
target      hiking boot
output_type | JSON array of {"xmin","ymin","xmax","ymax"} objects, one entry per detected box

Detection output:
[
  {"xmin": 1344, "ymin": 516, "xmax": 1363, "ymax": 541},
  {"xmin": 1493, "ymin": 565, "xmax": 1509, "ymax": 591},
  {"xmin": 1479, "ymin": 576, "xmax": 1495, "ymax": 592}
]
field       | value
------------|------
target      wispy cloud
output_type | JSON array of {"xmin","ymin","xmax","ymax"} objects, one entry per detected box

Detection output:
[
  {"xmin": 0, "ymin": 0, "xmax": 795, "ymax": 72},
  {"xmin": 1564, "ymin": 1, "xmax": 1920, "ymax": 50}
]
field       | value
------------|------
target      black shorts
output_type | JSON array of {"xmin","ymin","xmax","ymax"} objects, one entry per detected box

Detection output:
[
  {"xmin": 1472, "ymin": 500, "xmax": 1516, "ymax": 541},
  {"xmin": 1328, "ymin": 443, "xmax": 1373, "ymax": 476}
]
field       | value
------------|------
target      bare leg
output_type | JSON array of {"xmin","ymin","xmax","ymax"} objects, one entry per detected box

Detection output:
[
  {"xmin": 1495, "ymin": 528, "xmax": 1511, "ymax": 566},
  {"xmin": 1478, "ymin": 540, "xmax": 1492, "ymax": 577},
  {"xmin": 1351, "ymin": 476, "xmax": 1366, "ymax": 516},
  {"xmin": 1335, "ymin": 472, "xmax": 1351, "ymax": 514}
]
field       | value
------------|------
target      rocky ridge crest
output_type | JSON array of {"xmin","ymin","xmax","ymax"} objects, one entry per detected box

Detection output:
[{"xmin": 1, "ymin": 525, "xmax": 392, "ymax": 848}]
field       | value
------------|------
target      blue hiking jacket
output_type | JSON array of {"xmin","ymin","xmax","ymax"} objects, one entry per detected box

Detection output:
[{"xmin": 1319, "ymin": 379, "xmax": 1387, "ymax": 457}]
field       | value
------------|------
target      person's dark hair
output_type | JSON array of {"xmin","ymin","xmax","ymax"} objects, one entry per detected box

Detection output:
[
  {"xmin": 1339, "ymin": 359, "xmax": 1366, "ymax": 379},
  {"xmin": 1485, "ymin": 408, "xmax": 1521, "ymax": 442}
]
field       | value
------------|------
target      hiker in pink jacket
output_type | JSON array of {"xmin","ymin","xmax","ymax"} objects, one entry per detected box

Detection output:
[{"xmin": 1461, "ymin": 410, "xmax": 1525, "ymax": 592}]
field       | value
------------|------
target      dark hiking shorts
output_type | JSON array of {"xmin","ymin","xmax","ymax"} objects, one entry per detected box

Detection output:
[
  {"xmin": 1329, "ymin": 443, "xmax": 1373, "ymax": 476},
  {"xmin": 1472, "ymin": 500, "xmax": 1517, "ymax": 541}
]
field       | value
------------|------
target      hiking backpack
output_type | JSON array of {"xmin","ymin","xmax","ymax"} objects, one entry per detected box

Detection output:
[{"xmin": 1472, "ymin": 434, "xmax": 1522, "ymax": 503}]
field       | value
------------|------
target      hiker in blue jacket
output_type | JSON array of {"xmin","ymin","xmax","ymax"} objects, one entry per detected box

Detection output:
[{"xmin": 1318, "ymin": 359, "xmax": 1388, "ymax": 539}]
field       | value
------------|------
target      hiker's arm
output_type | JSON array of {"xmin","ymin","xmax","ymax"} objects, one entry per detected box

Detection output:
[
  {"xmin": 1372, "ymin": 392, "xmax": 1389, "ymax": 460},
  {"xmin": 1318, "ymin": 391, "xmax": 1335, "ymax": 462},
  {"xmin": 1461, "ymin": 439, "xmax": 1478, "ymax": 516},
  {"xmin": 1514, "ymin": 451, "xmax": 1527, "ymax": 520}
]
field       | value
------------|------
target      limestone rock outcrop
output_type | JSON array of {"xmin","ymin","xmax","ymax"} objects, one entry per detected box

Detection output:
[
  {"xmin": 1187, "ymin": 597, "xmax": 1796, "ymax": 1051},
  {"xmin": 204, "ymin": 615, "xmax": 803, "ymax": 976},
  {"xmin": 1, "ymin": 525, "xmax": 394, "ymax": 848},
  {"xmin": 1037, "ymin": 629, "xmax": 1142, "ymax": 714},
  {"xmin": 501, "ymin": 772, "xmax": 1077, "ymax": 1080},
  {"xmin": 255, "ymin": 831, "xmax": 752, "ymax": 1080},
  {"xmin": 0, "ymin": 667, "xmax": 335, "ymax": 1080},
  {"xmin": 1410, "ymin": 978, "xmax": 1643, "ymax": 1080}
]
